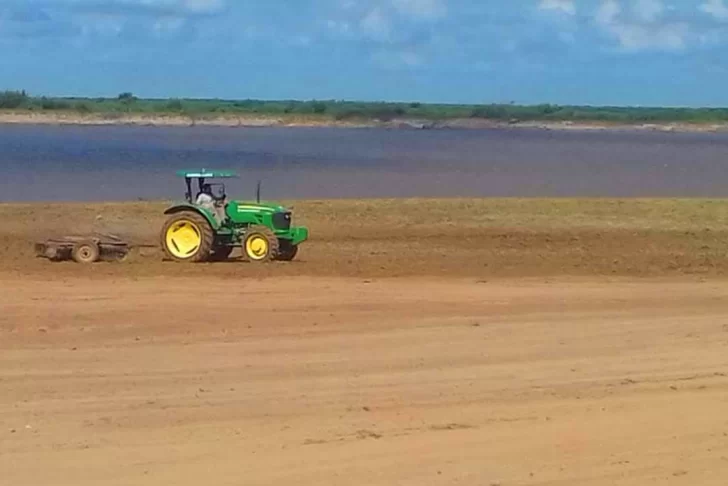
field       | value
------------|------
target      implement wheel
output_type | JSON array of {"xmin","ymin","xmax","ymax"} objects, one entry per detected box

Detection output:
[
  {"xmin": 243, "ymin": 226, "xmax": 279, "ymax": 263},
  {"xmin": 72, "ymin": 240, "xmax": 100, "ymax": 264},
  {"xmin": 160, "ymin": 211, "xmax": 214, "ymax": 263}
]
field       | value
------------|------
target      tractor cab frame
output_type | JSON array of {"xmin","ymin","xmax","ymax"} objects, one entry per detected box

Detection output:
[{"xmin": 178, "ymin": 169, "xmax": 238, "ymax": 205}]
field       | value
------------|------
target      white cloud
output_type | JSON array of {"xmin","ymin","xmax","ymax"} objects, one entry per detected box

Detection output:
[
  {"xmin": 119, "ymin": 0, "xmax": 224, "ymax": 13},
  {"xmin": 327, "ymin": 19, "xmax": 351, "ymax": 35},
  {"xmin": 360, "ymin": 7, "xmax": 391, "ymax": 41},
  {"xmin": 611, "ymin": 23, "xmax": 687, "ymax": 50},
  {"xmin": 61, "ymin": 0, "xmax": 226, "ymax": 16},
  {"xmin": 633, "ymin": 0, "xmax": 664, "ymax": 22},
  {"xmin": 35, "ymin": 0, "xmax": 226, "ymax": 40},
  {"xmin": 392, "ymin": 0, "xmax": 446, "ymax": 19},
  {"xmin": 372, "ymin": 49, "xmax": 422, "ymax": 68},
  {"xmin": 596, "ymin": 0, "xmax": 620, "ymax": 24},
  {"xmin": 538, "ymin": 0, "xmax": 576, "ymax": 15},
  {"xmin": 78, "ymin": 14, "xmax": 124, "ymax": 35},
  {"xmin": 154, "ymin": 17, "xmax": 185, "ymax": 33},
  {"xmin": 180, "ymin": 0, "xmax": 224, "ymax": 13},
  {"xmin": 325, "ymin": 0, "xmax": 447, "ymax": 67},
  {"xmin": 328, "ymin": 0, "xmax": 447, "ymax": 43},
  {"xmin": 700, "ymin": 0, "xmax": 728, "ymax": 20},
  {"xmin": 595, "ymin": 0, "xmax": 688, "ymax": 51}
]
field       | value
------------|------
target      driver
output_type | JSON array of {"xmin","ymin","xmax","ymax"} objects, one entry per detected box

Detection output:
[
  {"xmin": 196, "ymin": 183, "xmax": 226, "ymax": 224},
  {"xmin": 196, "ymin": 183, "xmax": 215, "ymax": 206}
]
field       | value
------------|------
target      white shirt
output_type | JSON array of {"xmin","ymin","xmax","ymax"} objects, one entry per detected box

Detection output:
[{"xmin": 196, "ymin": 193, "xmax": 214, "ymax": 206}]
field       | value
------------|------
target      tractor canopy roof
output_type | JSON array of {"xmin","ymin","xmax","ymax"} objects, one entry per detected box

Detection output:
[{"xmin": 176, "ymin": 169, "xmax": 239, "ymax": 179}]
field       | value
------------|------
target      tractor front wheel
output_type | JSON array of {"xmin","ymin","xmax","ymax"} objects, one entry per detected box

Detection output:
[
  {"xmin": 276, "ymin": 240, "xmax": 299, "ymax": 261},
  {"xmin": 160, "ymin": 211, "xmax": 214, "ymax": 263},
  {"xmin": 243, "ymin": 226, "xmax": 279, "ymax": 263}
]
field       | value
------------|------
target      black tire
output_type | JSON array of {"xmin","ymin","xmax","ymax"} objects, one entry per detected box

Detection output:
[
  {"xmin": 39, "ymin": 243, "xmax": 64, "ymax": 262},
  {"xmin": 242, "ymin": 225, "xmax": 279, "ymax": 263},
  {"xmin": 72, "ymin": 240, "xmax": 100, "ymax": 264},
  {"xmin": 160, "ymin": 211, "xmax": 214, "ymax": 263},
  {"xmin": 209, "ymin": 245, "xmax": 234, "ymax": 261},
  {"xmin": 276, "ymin": 240, "xmax": 299, "ymax": 261}
]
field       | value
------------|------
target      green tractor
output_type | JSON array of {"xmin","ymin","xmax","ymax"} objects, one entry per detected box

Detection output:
[{"xmin": 160, "ymin": 170, "xmax": 308, "ymax": 263}]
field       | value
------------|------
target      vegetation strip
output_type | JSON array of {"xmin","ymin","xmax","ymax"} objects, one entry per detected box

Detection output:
[{"xmin": 4, "ymin": 90, "xmax": 728, "ymax": 127}]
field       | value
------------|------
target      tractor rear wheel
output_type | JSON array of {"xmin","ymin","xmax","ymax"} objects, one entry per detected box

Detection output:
[
  {"xmin": 276, "ymin": 240, "xmax": 299, "ymax": 261},
  {"xmin": 160, "ymin": 211, "xmax": 214, "ymax": 263},
  {"xmin": 243, "ymin": 225, "xmax": 279, "ymax": 263}
]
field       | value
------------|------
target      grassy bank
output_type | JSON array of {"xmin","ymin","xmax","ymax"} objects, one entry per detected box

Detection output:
[
  {"xmin": 3, "ymin": 198, "xmax": 728, "ymax": 279},
  {"xmin": 4, "ymin": 90, "xmax": 728, "ymax": 129}
]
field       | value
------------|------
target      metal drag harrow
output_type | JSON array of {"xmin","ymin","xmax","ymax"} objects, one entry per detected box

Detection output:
[{"xmin": 34, "ymin": 233, "xmax": 131, "ymax": 263}]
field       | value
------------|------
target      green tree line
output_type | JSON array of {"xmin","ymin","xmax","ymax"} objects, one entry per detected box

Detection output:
[{"xmin": 3, "ymin": 89, "xmax": 728, "ymax": 123}]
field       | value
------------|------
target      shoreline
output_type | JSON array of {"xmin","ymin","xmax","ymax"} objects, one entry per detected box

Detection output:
[{"xmin": 3, "ymin": 111, "xmax": 728, "ymax": 133}]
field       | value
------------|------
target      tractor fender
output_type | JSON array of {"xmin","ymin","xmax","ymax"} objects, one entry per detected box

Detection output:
[{"xmin": 164, "ymin": 204, "xmax": 221, "ymax": 230}]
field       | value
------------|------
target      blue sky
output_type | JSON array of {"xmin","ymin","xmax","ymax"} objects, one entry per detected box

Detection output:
[{"xmin": 1, "ymin": 0, "xmax": 728, "ymax": 106}]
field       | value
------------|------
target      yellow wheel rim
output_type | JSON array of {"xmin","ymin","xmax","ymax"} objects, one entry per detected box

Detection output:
[
  {"xmin": 245, "ymin": 235, "xmax": 269, "ymax": 260},
  {"xmin": 165, "ymin": 220, "xmax": 202, "ymax": 259}
]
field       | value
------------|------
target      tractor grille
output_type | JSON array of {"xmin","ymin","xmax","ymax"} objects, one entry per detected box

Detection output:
[{"xmin": 273, "ymin": 212, "xmax": 291, "ymax": 230}]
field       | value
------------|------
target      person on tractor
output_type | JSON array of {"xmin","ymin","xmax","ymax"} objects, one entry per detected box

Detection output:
[
  {"xmin": 195, "ymin": 183, "xmax": 214, "ymax": 206},
  {"xmin": 195, "ymin": 183, "xmax": 226, "ymax": 224}
]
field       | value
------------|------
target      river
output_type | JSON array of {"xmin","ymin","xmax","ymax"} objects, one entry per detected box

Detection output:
[{"xmin": 1, "ymin": 124, "xmax": 728, "ymax": 202}]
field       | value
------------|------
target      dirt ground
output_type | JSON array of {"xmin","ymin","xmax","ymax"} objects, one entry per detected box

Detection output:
[
  {"xmin": 2, "ymin": 199, "xmax": 728, "ymax": 485},
  {"xmin": 2, "ymin": 275, "xmax": 728, "ymax": 485},
  {"xmin": 4, "ymin": 198, "xmax": 728, "ymax": 279}
]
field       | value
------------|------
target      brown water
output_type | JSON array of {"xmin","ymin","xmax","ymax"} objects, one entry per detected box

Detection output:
[{"xmin": 2, "ymin": 124, "xmax": 728, "ymax": 202}]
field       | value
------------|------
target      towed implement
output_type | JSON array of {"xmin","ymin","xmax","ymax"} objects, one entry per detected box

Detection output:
[
  {"xmin": 35, "ymin": 233, "xmax": 130, "ymax": 263},
  {"xmin": 160, "ymin": 170, "xmax": 308, "ymax": 263}
]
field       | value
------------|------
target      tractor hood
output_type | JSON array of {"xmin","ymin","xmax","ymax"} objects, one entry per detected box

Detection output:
[{"xmin": 230, "ymin": 201, "xmax": 289, "ymax": 214}]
